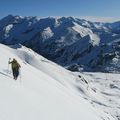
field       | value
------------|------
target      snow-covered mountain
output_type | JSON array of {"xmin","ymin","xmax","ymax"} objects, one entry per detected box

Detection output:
[
  {"xmin": 0, "ymin": 43, "xmax": 118, "ymax": 120},
  {"xmin": 0, "ymin": 15, "xmax": 120, "ymax": 72}
]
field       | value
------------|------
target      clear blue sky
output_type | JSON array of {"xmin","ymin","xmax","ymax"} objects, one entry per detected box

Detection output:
[{"xmin": 0, "ymin": 0, "xmax": 120, "ymax": 19}]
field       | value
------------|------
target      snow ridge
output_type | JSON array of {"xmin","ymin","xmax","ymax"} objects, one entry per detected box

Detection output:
[{"xmin": 0, "ymin": 43, "xmax": 115, "ymax": 120}]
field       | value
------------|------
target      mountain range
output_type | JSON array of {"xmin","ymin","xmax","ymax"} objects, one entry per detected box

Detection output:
[
  {"xmin": 1, "ymin": 15, "xmax": 120, "ymax": 120},
  {"xmin": 0, "ymin": 15, "xmax": 120, "ymax": 72}
]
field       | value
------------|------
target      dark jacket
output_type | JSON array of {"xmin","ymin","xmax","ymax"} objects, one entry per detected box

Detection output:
[{"xmin": 9, "ymin": 59, "xmax": 21, "ymax": 69}]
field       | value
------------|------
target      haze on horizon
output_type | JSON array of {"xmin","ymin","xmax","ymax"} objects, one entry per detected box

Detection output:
[{"xmin": 0, "ymin": 0, "xmax": 120, "ymax": 22}]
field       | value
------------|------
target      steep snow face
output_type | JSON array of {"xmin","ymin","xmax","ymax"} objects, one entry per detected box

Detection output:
[
  {"xmin": 72, "ymin": 22, "xmax": 93, "ymax": 37},
  {"xmin": 72, "ymin": 22, "xmax": 100, "ymax": 46},
  {"xmin": 4, "ymin": 24, "xmax": 13, "ymax": 38},
  {"xmin": 41, "ymin": 27, "xmax": 54, "ymax": 41},
  {"xmin": 0, "ymin": 43, "xmax": 108, "ymax": 120},
  {"xmin": 0, "ymin": 15, "xmax": 120, "ymax": 72},
  {"xmin": 4, "ymin": 24, "xmax": 13, "ymax": 33}
]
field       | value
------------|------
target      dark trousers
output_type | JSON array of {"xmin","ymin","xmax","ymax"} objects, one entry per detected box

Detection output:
[{"xmin": 12, "ymin": 68, "xmax": 19, "ymax": 80}]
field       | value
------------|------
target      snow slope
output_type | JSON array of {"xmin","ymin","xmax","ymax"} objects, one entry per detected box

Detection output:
[
  {"xmin": 80, "ymin": 72, "xmax": 120, "ymax": 120},
  {"xmin": 0, "ymin": 43, "xmax": 108, "ymax": 120}
]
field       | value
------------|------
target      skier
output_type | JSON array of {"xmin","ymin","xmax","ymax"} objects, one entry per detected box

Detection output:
[{"xmin": 9, "ymin": 58, "xmax": 21, "ymax": 80}]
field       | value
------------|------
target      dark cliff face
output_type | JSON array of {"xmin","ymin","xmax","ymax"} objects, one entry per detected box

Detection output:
[{"xmin": 0, "ymin": 15, "xmax": 120, "ymax": 72}]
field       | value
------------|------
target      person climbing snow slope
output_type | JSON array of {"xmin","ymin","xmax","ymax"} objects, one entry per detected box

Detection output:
[{"xmin": 9, "ymin": 58, "xmax": 21, "ymax": 80}]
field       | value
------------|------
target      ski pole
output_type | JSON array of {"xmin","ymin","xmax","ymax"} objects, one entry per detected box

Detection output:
[
  {"xmin": 19, "ymin": 68, "xmax": 22, "ymax": 83},
  {"xmin": 8, "ymin": 58, "xmax": 11, "ymax": 74}
]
